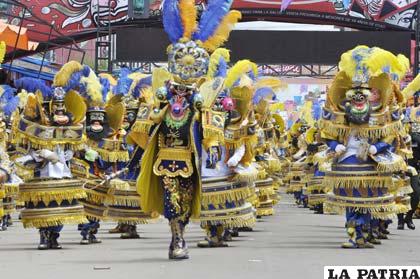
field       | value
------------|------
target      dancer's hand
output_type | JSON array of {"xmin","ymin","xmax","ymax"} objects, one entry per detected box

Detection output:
[
  {"xmin": 334, "ymin": 144, "xmax": 346, "ymax": 154},
  {"xmin": 368, "ymin": 145, "xmax": 377, "ymax": 155}
]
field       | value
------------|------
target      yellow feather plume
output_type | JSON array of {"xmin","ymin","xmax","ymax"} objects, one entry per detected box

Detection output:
[
  {"xmin": 179, "ymin": 0, "xmax": 197, "ymax": 39},
  {"xmin": 207, "ymin": 48, "xmax": 230, "ymax": 78},
  {"xmin": 53, "ymin": 61, "xmax": 83, "ymax": 87},
  {"xmin": 98, "ymin": 73, "xmax": 117, "ymax": 86},
  {"xmin": 152, "ymin": 68, "xmax": 172, "ymax": 93},
  {"xmin": 0, "ymin": 41, "xmax": 6, "ymax": 64},
  {"xmin": 225, "ymin": 60, "xmax": 258, "ymax": 89},
  {"xmin": 255, "ymin": 77, "xmax": 287, "ymax": 90},
  {"xmin": 402, "ymin": 74, "xmax": 420, "ymax": 99},
  {"xmin": 202, "ymin": 10, "xmax": 241, "ymax": 52},
  {"xmin": 339, "ymin": 46, "xmax": 409, "ymax": 83},
  {"xmin": 80, "ymin": 68, "xmax": 103, "ymax": 107},
  {"xmin": 297, "ymin": 101, "xmax": 315, "ymax": 127}
]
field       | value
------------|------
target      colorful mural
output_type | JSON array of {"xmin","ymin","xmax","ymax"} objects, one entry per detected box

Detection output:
[{"xmin": 4, "ymin": 0, "xmax": 418, "ymax": 46}]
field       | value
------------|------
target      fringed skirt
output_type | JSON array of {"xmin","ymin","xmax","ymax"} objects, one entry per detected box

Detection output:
[
  {"xmin": 255, "ymin": 177, "xmax": 275, "ymax": 216},
  {"xmin": 324, "ymin": 163, "xmax": 397, "ymax": 219},
  {"xmin": 19, "ymin": 178, "xmax": 87, "ymax": 228},
  {"xmin": 198, "ymin": 176, "xmax": 256, "ymax": 228}
]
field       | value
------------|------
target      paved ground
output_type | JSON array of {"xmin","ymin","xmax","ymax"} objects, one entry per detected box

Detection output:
[{"xmin": 0, "ymin": 191, "xmax": 419, "ymax": 279}]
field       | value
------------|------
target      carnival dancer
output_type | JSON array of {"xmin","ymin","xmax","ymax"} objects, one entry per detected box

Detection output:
[
  {"xmin": 104, "ymin": 69, "xmax": 158, "ymax": 239},
  {"xmin": 321, "ymin": 46, "xmax": 408, "ymax": 248},
  {"xmin": 306, "ymin": 126, "xmax": 328, "ymax": 214},
  {"xmin": 197, "ymin": 57, "xmax": 258, "ymax": 247},
  {"xmin": 13, "ymin": 66, "xmax": 88, "ymax": 249},
  {"xmin": 0, "ymin": 85, "xmax": 20, "ymax": 231},
  {"xmin": 0, "ymin": 85, "xmax": 23, "ymax": 230},
  {"xmin": 286, "ymin": 121, "xmax": 309, "ymax": 205},
  {"xmin": 252, "ymin": 78, "xmax": 285, "ymax": 217},
  {"xmin": 133, "ymin": 0, "xmax": 241, "ymax": 259},
  {"xmin": 397, "ymin": 91, "xmax": 420, "ymax": 230}
]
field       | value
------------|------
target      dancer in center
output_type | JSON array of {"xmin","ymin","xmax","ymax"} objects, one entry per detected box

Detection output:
[{"xmin": 133, "ymin": 0, "xmax": 241, "ymax": 260}]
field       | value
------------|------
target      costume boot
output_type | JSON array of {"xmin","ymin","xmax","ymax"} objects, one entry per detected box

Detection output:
[
  {"xmin": 80, "ymin": 223, "xmax": 90, "ymax": 245},
  {"xmin": 121, "ymin": 225, "xmax": 140, "ymax": 239},
  {"xmin": 397, "ymin": 213, "xmax": 405, "ymax": 230},
  {"xmin": 223, "ymin": 229, "xmax": 233, "ymax": 241},
  {"xmin": 405, "ymin": 211, "xmax": 416, "ymax": 230},
  {"xmin": 89, "ymin": 223, "xmax": 101, "ymax": 244},
  {"xmin": 0, "ymin": 215, "xmax": 7, "ymax": 231},
  {"xmin": 6, "ymin": 214, "xmax": 12, "ymax": 226},
  {"xmin": 109, "ymin": 223, "xmax": 125, "ymax": 234},
  {"xmin": 38, "ymin": 229, "xmax": 50, "ymax": 250},
  {"xmin": 231, "ymin": 228, "xmax": 240, "ymax": 237},
  {"xmin": 197, "ymin": 225, "xmax": 228, "ymax": 248},
  {"xmin": 49, "ymin": 231, "xmax": 62, "ymax": 249},
  {"xmin": 342, "ymin": 222, "xmax": 374, "ymax": 249},
  {"xmin": 379, "ymin": 220, "xmax": 390, "ymax": 235},
  {"xmin": 169, "ymin": 221, "xmax": 189, "ymax": 260}
]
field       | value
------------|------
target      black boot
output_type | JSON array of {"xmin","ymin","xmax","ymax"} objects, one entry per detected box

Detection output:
[
  {"xmin": 405, "ymin": 211, "xmax": 416, "ymax": 230},
  {"xmin": 38, "ymin": 229, "xmax": 50, "ymax": 250},
  {"xmin": 89, "ymin": 223, "xmax": 102, "ymax": 244},
  {"xmin": 120, "ymin": 225, "xmax": 140, "ymax": 239},
  {"xmin": 0, "ymin": 216, "xmax": 7, "ymax": 231},
  {"xmin": 49, "ymin": 232, "xmax": 62, "ymax": 249},
  {"xmin": 397, "ymin": 214, "xmax": 405, "ymax": 230}
]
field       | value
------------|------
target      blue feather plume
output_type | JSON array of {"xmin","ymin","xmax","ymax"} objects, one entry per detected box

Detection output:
[
  {"xmin": 193, "ymin": 0, "xmax": 233, "ymax": 41},
  {"xmin": 214, "ymin": 57, "xmax": 227, "ymax": 78},
  {"xmin": 163, "ymin": 0, "xmax": 184, "ymax": 44},
  {"xmin": 252, "ymin": 87, "xmax": 274, "ymax": 105},
  {"xmin": 63, "ymin": 70, "xmax": 83, "ymax": 92},
  {"xmin": 15, "ymin": 77, "xmax": 52, "ymax": 99},
  {"xmin": 99, "ymin": 77, "xmax": 110, "ymax": 102},
  {"xmin": 82, "ymin": 65, "xmax": 91, "ymax": 77},
  {"xmin": 4, "ymin": 96, "xmax": 19, "ymax": 117},
  {"xmin": 0, "ymin": 85, "xmax": 19, "ymax": 117},
  {"xmin": 312, "ymin": 100, "xmax": 322, "ymax": 121},
  {"xmin": 132, "ymin": 76, "xmax": 152, "ymax": 98},
  {"xmin": 114, "ymin": 68, "xmax": 133, "ymax": 96}
]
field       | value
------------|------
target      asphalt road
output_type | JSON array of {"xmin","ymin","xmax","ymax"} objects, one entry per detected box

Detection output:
[{"xmin": 0, "ymin": 192, "xmax": 419, "ymax": 279}]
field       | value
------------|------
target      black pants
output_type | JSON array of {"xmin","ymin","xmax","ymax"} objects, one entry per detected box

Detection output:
[{"xmin": 409, "ymin": 175, "xmax": 420, "ymax": 215}]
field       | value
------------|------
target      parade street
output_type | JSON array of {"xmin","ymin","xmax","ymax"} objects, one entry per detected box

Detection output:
[{"xmin": 0, "ymin": 191, "xmax": 418, "ymax": 279}]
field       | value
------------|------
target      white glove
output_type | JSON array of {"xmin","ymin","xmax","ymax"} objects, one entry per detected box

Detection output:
[
  {"xmin": 369, "ymin": 145, "xmax": 377, "ymax": 155},
  {"xmin": 37, "ymin": 149, "xmax": 59, "ymax": 163},
  {"xmin": 227, "ymin": 145, "xmax": 245, "ymax": 167},
  {"xmin": 64, "ymin": 150, "xmax": 74, "ymax": 161},
  {"xmin": 334, "ymin": 144, "xmax": 346, "ymax": 154},
  {"xmin": 15, "ymin": 155, "xmax": 34, "ymax": 165}
]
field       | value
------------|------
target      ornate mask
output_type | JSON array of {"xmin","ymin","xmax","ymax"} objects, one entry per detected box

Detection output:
[{"xmin": 344, "ymin": 88, "xmax": 371, "ymax": 124}]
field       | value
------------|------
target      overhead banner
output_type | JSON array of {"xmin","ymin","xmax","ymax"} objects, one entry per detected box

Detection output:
[{"xmin": 3, "ymin": 0, "xmax": 417, "ymax": 45}]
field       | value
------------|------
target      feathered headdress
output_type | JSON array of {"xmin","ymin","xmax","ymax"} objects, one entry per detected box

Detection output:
[
  {"xmin": 163, "ymin": 0, "xmax": 240, "ymax": 52},
  {"xmin": 207, "ymin": 48, "xmax": 230, "ymax": 78},
  {"xmin": 15, "ymin": 77, "xmax": 52, "ymax": 99},
  {"xmin": 339, "ymin": 45, "xmax": 409, "ymax": 86},
  {"xmin": 225, "ymin": 60, "xmax": 258, "ymax": 89},
  {"xmin": 0, "ymin": 85, "xmax": 19, "ymax": 118}
]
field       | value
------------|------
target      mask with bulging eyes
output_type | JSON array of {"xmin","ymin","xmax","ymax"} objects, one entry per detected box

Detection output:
[
  {"xmin": 344, "ymin": 88, "xmax": 371, "ymax": 124},
  {"xmin": 123, "ymin": 108, "xmax": 138, "ymax": 131},
  {"xmin": 86, "ymin": 109, "xmax": 111, "ymax": 141},
  {"xmin": 50, "ymin": 87, "xmax": 71, "ymax": 126}
]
